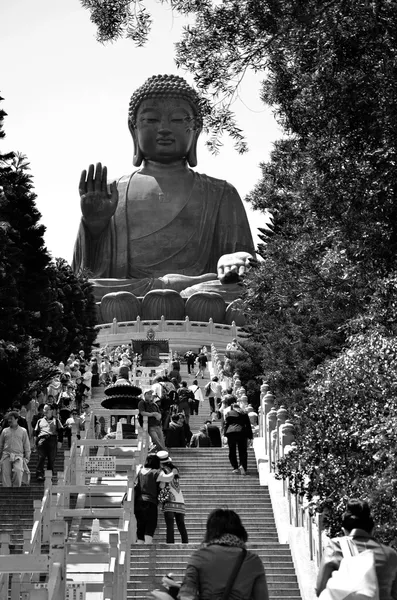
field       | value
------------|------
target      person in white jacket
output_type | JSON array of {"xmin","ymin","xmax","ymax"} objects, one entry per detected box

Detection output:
[{"xmin": 188, "ymin": 380, "xmax": 203, "ymax": 416}]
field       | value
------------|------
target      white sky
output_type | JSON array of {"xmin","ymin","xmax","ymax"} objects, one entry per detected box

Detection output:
[{"xmin": 0, "ymin": 0, "xmax": 283, "ymax": 263}]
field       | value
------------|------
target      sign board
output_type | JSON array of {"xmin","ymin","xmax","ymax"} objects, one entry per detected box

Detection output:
[
  {"xmin": 33, "ymin": 582, "xmax": 86, "ymax": 599},
  {"xmin": 84, "ymin": 456, "xmax": 116, "ymax": 477},
  {"xmin": 66, "ymin": 582, "xmax": 86, "ymax": 600}
]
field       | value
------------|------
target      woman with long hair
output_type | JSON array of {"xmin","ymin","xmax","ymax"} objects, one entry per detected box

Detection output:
[
  {"xmin": 316, "ymin": 499, "xmax": 397, "ymax": 599},
  {"xmin": 178, "ymin": 508, "xmax": 268, "ymax": 600},
  {"xmin": 157, "ymin": 451, "xmax": 188, "ymax": 544},
  {"xmin": 135, "ymin": 453, "xmax": 174, "ymax": 544}
]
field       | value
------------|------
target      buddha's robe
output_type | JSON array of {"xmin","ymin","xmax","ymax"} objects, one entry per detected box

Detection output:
[{"xmin": 72, "ymin": 170, "xmax": 255, "ymax": 298}]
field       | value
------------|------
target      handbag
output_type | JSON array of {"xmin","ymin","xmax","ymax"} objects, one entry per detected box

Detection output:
[
  {"xmin": 218, "ymin": 548, "xmax": 247, "ymax": 600},
  {"xmin": 319, "ymin": 537, "xmax": 379, "ymax": 600},
  {"xmin": 158, "ymin": 484, "xmax": 171, "ymax": 506}
]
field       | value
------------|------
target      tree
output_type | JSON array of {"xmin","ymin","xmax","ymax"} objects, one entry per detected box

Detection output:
[
  {"xmin": 42, "ymin": 259, "xmax": 98, "ymax": 364},
  {"xmin": 0, "ymin": 149, "xmax": 52, "ymax": 343},
  {"xmin": 0, "ymin": 98, "xmax": 97, "ymax": 408},
  {"xmin": 276, "ymin": 277, "xmax": 397, "ymax": 545}
]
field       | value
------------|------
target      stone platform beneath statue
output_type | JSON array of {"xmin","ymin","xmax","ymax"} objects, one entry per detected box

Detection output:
[{"xmin": 94, "ymin": 316, "xmax": 247, "ymax": 354}]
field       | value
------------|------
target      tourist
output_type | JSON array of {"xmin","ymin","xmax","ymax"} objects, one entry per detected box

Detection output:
[
  {"xmin": 195, "ymin": 352, "xmax": 208, "ymax": 379},
  {"xmin": 90, "ymin": 357, "xmax": 99, "ymax": 387},
  {"xmin": 82, "ymin": 364, "xmax": 93, "ymax": 398},
  {"xmin": 184, "ymin": 351, "xmax": 196, "ymax": 375},
  {"xmin": 135, "ymin": 453, "xmax": 174, "ymax": 544},
  {"xmin": 169, "ymin": 365, "xmax": 181, "ymax": 384},
  {"xmin": 178, "ymin": 508, "xmax": 268, "ymax": 600},
  {"xmin": 157, "ymin": 451, "xmax": 189, "ymax": 544},
  {"xmin": 0, "ymin": 402, "xmax": 29, "ymax": 434},
  {"xmin": 316, "ymin": 499, "xmax": 397, "ymax": 597},
  {"xmin": 33, "ymin": 404, "xmax": 64, "ymax": 481},
  {"xmin": 224, "ymin": 403, "xmax": 253, "ymax": 475},
  {"xmin": 190, "ymin": 426, "xmax": 212, "ymax": 448},
  {"xmin": 74, "ymin": 377, "xmax": 90, "ymax": 412},
  {"xmin": 176, "ymin": 382, "xmax": 194, "ymax": 425},
  {"xmin": 64, "ymin": 410, "xmax": 84, "ymax": 449},
  {"xmin": 138, "ymin": 389, "xmax": 166, "ymax": 452},
  {"xmin": 178, "ymin": 413, "xmax": 193, "ymax": 447},
  {"xmin": 204, "ymin": 419, "xmax": 223, "ymax": 448},
  {"xmin": 188, "ymin": 379, "xmax": 203, "ymax": 416},
  {"xmin": 0, "ymin": 411, "xmax": 31, "ymax": 487},
  {"xmin": 47, "ymin": 374, "xmax": 62, "ymax": 401},
  {"xmin": 204, "ymin": 377, "xmax": 223, "ymax": 415},
  {"xmin": 99, "ymin": 356, "xmax": 111, "ymax": 386},
  {"xmin": 165, "ymin": 415, "xmax": 186, "ymax": 448}
]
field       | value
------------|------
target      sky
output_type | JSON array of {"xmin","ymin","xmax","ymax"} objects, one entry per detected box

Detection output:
[{"xmin": 0, "ymin": 0, "xmax": 283, "ymax": 263}]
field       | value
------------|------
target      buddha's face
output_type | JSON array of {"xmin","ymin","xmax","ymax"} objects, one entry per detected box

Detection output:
[{"xmin": 135, "ymin": 97, "xmax": 197, "ymax": 163}]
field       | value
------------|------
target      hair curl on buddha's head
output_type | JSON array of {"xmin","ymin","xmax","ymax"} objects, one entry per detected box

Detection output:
[
  {"xmin": 128, "ymin": 74, "xmax": 204, "ymax": 131},
  {"xmin": 128, "ymin": 74, "xmax": 204, "ymax": 167}
]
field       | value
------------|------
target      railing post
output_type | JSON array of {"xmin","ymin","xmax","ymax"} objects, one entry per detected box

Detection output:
[
  {"xmin": 42, "ymin": 471, "xmax": 53, "ymax": 544},
  {"xmin": 276, "ymin": 406, "xmax": 288, "ymax": 463},
  {"xmin": 266, "ymin": 408, "xmax": 277, "ymax": 471},
  {"xmin": 49, "ymin": 520, "xmax": 66, "ymax": 599},
  {"xmin": 209, "ymin": 317, "xmax": 214, "ymax": 335},
  {"xmin": 263, "ymin": 391, "xmax": 274, "ymax": 454},
  {"xmin": 111, "ymin": 317, "xmax": 118, "ymax": 334},
  {"xmin": 10, "ymin": 573, "xmax": 21, "ymax": 600}
]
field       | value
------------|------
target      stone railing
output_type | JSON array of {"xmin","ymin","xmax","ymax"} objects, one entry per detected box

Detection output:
[
  {"xmin": 257, "ymin": 383, "xmax": 327, "ymax": 568},
  {"xmin": 95, "ymin": 316, "xmax": 247, "ymax": 351}
]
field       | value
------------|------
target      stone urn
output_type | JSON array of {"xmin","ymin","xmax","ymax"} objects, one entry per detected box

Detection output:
[{"xmin": 101, "ymin": 378, "xmax": 142, "ymax": 410}]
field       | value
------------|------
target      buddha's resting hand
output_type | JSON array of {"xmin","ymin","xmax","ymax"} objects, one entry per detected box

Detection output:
[
  {"xmin": 217, "ymin": 251, "xmax": 255, "ymax": 284},
  {"xmin": 79, "ymin": 162, "xmax": 118, "ymax": 236}
]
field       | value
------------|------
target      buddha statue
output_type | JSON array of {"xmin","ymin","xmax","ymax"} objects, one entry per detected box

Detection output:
[{"xmin": 72, "ymin": 74, "xmax": 255, "ymax": 303}]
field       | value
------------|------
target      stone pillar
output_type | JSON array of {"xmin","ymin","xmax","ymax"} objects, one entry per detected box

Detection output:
[
  {"xmin": 111, "ymin": 318, "xmax": 118, "ymax": 334},
  {"xmin": 276, "ymin": 406, "xmax": 288, "ymax": 462},
  {"xmin": 266, "ymin": 407, "xmax": 277, "ymax": 471},
  {"xmin": 263, "ymin": 392, "xmax": 274, "ymax": 453}
]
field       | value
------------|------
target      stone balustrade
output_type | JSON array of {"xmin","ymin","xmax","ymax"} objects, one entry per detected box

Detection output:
[{"xmin": 95, "ymin": 316, "xmax": 247, "ymax": 353}]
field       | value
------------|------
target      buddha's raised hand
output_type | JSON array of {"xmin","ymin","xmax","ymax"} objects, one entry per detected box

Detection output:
[
  {"xmin": 217, "ymin": 251, "xmax": 255, "ymax": 284},
  {"xmin": 79, "ymin": 163, "xmax": 118, "ymax": 235}
]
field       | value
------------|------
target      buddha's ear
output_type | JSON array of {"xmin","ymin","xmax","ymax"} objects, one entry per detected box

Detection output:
[
  {"xmin": 187, "ymin": 129, "xmax": 200, "ymax": 168},
  {"xmin": 130, "ymin": 126, "xmax": 143, "ymax": 167}
]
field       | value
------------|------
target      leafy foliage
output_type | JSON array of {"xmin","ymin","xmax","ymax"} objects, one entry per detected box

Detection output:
[
  {"xmin": 0, "ymin": 97, "xmax": 98, "ymax": 406},
  {"xmin": 226, "ymin": 340, "xmax": 265, "ymax": 409},
  {"xmin": 275, "ymin": 278, "xmax": 397, "ymax": 545},
  {"xmin": 80, "ymin": 0, "xmax": 152, "ymax": 45},
  {"xmin": 42, "ymin": 259, "xmax": 97, "ymax": 363}
]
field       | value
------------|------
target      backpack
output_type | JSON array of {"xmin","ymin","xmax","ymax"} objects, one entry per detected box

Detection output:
[
  {"xmin": 319, "ymin": 537, "xmax": 379, "ymax": 600},
  {"xmin": 177, "ymin": 388, "xmax": 191, "ymax": 403}
]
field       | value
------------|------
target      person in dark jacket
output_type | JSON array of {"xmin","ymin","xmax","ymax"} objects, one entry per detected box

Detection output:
[
  {"xmin": 177, "ymin": 382, "xmax": 194, "ymax": 424},
  {"xmin": 223, "ymin": 404, "xmax": 252, "ymax": 475},
  {"xmin": 190, "ymin": 426, "xmax": 212, "ymax": 448},
  {"xmin": 165, "ymin": 415, "xmax": 186, "ymax": 448},
  {"xmin": 178, "ymin": 508, "xmax": 268, "ymax": 600},
  {"xmin": 178, "ymin": 413, "xmax": 192, "ymax": 446},
  {"xmin": 204, "ymin": 420, "xmax": 222, "ymax": 448}
]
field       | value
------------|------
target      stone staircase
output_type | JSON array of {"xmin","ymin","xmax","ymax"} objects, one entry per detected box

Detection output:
[
  {"xmin": 0, "ymin": 363, "xmax": 303, "ymax": 599},
  {"xmin": 128, "ymin": 447, "xmax": 301, "ymax": 599},
  {"xmin": 123, "ymin": 361, "xmax": 300, "ymax": 600},
  {"xmin": 0, "ymin": 446, "xmax": 65, "ymax": 553}
]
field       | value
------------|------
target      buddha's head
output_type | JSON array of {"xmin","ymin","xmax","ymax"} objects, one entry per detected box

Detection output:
[{"xmin": 128, "ymin": 74, "xmax": 204, "ymax": 167}]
